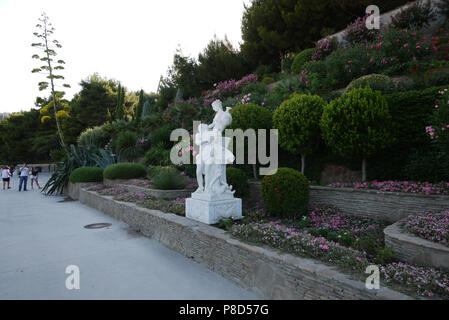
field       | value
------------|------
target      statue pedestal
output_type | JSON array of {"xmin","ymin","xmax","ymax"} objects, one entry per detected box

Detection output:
[{"xmin": 186, "ymin": 197, "xmax": 242, "ymax": 225}]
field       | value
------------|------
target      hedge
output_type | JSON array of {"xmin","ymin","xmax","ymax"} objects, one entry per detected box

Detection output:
[
  {"xmin": 368, "ymin": 85, "xmax": 447, "ymax": 180},
  {"xmin": 69, "ymin": 167, "xmax": 104, "ymax": 183},
  {"xmin": 103, "ymin": 163, "xmax": 147, "ymax": 180}
]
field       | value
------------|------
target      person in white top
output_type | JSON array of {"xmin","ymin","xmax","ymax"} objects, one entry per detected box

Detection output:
[
  {"xmin": 2, "ymin": 166, "xmax": 11, "ymax": 190},
  {"xmin": 18, "ymin": 163, "xmax": 29, "ymax": 192}
]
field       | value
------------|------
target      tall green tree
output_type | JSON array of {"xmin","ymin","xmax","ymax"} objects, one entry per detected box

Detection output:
[
  {"xmin": 273, "ymin": 94, "xmax": 325, "ymax": 174},
  {"xmin": 115, "ymin": 83, "xmax": 125, "ymax": 120},
  {"xmin": 136, "ymin": 89, "xmax": 144, "ymax": 121},
  {"xmin": 240, "ymin": 0, "xmax": 410, "ymax": 70},
  {"xmin": 320, "ymin": 87, "xmax": 394, "ymax": 181},
  {"xmin": 197, "ymin": 36, "xmax": 249, "ymax": 89},
  {"xmin": 68, "ymin": 74, "xmax": 118, "ymax": 143},
  {"xmin": 31, "ymin": 12, "xmax": 71, "ymax": 153},
  {"xmin": 167, "ymin": 49, "xmax": 202, "ymax": 99}
]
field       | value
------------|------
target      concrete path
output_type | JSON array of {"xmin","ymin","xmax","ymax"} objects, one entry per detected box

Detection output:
[{"xmin": 0, "ymin": 173, "xmax": 259, "ymax": 299}]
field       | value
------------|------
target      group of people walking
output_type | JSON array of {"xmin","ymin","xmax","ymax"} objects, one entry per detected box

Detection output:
[{"xmin": 1, "ymin": 164, "xmax": 41, "ymax": 191}]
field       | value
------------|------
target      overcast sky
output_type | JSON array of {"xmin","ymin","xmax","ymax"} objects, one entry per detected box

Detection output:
[{"xmin": 0, "ymin": 0, "xmax": 250, "ymax": 113}]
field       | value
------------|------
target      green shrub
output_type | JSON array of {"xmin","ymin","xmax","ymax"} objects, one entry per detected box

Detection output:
[
  {"xmin": 230, "ymin": 103, "xmax": 272, "ymax": 130},
  {"xmin": 147, "ymin": 165, "xmax": 165, "ymax": 179},
  {"xmin": 312, "ymin": 37, "xmax": 339, "ymax": 61},
  {"xmin": 103, "ymin": 162, "xmax": 146, "ymax": 180},
  {"xmin": 254, "ymin": 65, "xmax": 272, "ymax": 79},
  {"xmin": 226, "ymin": 167, "xmax": 249, "ymax": 198},
  {"xmin": 261, "ymin": 167, "xmax": 310, "ymax": 218},
  {"xmin": 263, "ymin": 85, "xmax": 291, "ymax": 111},
  {"xmin": 230, "ymin": 103, "xmax": 272, "ymax": 178},
  {"xmin": 240, "ymin": 82, "xmax": 268, "ymax": 105},
  {"xmin": 150, "ymin": 166, "xmax": 187, "ymax": 190},
  {"xmin": 69, "ymin": 167, "xmax": 104, "ymax": 183},
  {"xmin": 78, "ymin": 126, "xmax": 107, "ymax": 149},
  {"xmin": 390, "ymin": 0, "xmax": 436, "ymax": 30},
  {"xmin": 116, "ymin": 131, "xmax": 141, "ymax": 161},
  {"xmin": 320, "ymin": 86, "xmax": 393, "ymax": 181},
  {"xmin": 291, "ymin": 48, "xmax": 315, "ymax": 74},
  {"xmin": 144, "ymin": 142, "xmax": 171, "ymax": 166},
  {"xmin": 149, "ymin": 125, "xmax": 172, "ymax": 149},
  {"xmin": 343, "ymin": 15, "xmax": 380, "ymax": 45},
  {"xmin": 302, "ymin": 60, "xmax": 327, "ymax": 79},
  {"xmin": 324, "ymin": 45, "xmax": 372, "ymax": 89},
  {"xmin": 370, "ymin": 85, "xmax": 447, "ymax": 181},
  {"xmin": 273, "ymin": 94, "xmax": 326, "ymax": 174},
  {"xmin": 281, "ymin": 55, "xmax": 294, "ymax": 73},
  {"xmin": 374, "ymin": 247, "xmax": 396, "ymax": 265},
  {"xmin": 261, "ymin": 76, "xmax": 275, "ymax": 85},
  {"xmin": 346, "ymin": 74, "xmax": 396, "ymax": 94},
  {"xmin": 241, "ymin": 82, "xmax": 267, "ymax": 96}
]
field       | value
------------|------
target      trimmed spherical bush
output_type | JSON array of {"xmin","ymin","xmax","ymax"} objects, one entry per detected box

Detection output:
[
  {"xmin": 226, "ymin": 167, "xmax": 249, "ymax": 198},
  {"xmin": 346, "ymin": 74, "xmax": 396, "ymax": 94},
  {"xmin": 69, "ymin": 167, "xmax": 104, "ymax": 183},
  {"xmin": 261, "ymin": 168, "xmax": 310, "ymax": 218},
  {"xmin": 103, "ymin": 163, "xmax": 146, "ymax": 180}
]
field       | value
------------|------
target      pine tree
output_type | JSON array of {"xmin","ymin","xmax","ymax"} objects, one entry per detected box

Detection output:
[
  {"xmin": 136, "ymin": 89, "xmax": 144, "ymax": 122},
  {"xmin": 141, "ymin": 101, "xmax": 152, "ymax": 119},
  {"xmin": 115, "ymin": 83, "xmax": 125, "ymax": 120}
]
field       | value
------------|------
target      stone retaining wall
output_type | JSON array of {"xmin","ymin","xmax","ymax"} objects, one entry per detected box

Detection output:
[
  {"xmin": 103, "ymin": 179, "xmax": 194, "ymax": 200},
  {"xmin": 385, "ymin": 222, "xmax": 449, "ymax": 270},
  {"xmin": 248, "ymin": 182, "xmax": 449, "ymax": 223},
  {"xmin": 310, "ymin": 186, "xmax": 449, "ymax": 223},
  {"xmin": 67, "ymin": 182, "xmax": 96, "ymax": 200},
  {"xmin": 78, "ymin": 187, "xmax": 411, "ymax": 300}
]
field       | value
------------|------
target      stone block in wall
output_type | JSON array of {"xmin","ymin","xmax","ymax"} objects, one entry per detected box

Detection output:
[{"xmin": 320, "ymin": 164, "xmax": 362, "ymax": 185}]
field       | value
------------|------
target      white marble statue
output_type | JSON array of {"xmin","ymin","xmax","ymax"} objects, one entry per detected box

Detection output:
[
  {"xmin": 193, "ymin": 100, "xmax": 235, "ymax": 199},
  {"xmin": 186, "ymin": 99, "xmax": 242, "ymax": 224}
]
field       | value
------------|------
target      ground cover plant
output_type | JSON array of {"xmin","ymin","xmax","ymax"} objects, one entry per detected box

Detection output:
[
  {"xmin": 327, "ymin": 180, "xmax": 449, "ymax": 196},
  {"xmin": 402, "ymin": 210, "xmax": 449, "ymax": 247},
  {"xmin": 229, "ymin": 204, "xmax": 449, "ymax": 299},
  {"xmin": 86, "ymin": 184, "xmax": 186, "ymax": 216}
]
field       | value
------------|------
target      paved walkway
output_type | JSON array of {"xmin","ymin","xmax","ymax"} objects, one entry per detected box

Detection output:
[{"xmin": 0, "ymin": 173, "xmax": 259, "ymax": 299}]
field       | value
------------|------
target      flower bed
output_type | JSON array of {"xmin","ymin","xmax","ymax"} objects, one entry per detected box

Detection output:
[
  {"xmin": 230, "ymin": 220, "xmax": 370, "ymax": 272},
  {"xmin": 327, "ymin": 181, "xmax": 449, "ymax": 196},
  {"xmin": 86, "ymin": 184, "xmax": 186, "ymax": 215},
  {"xmin": 229, "ymin": 205, "xmax": 449, "ymax": 299},
  {"xmin": 402, "ymin": 211, "xmax": 449, "ymax": 247},
  {"xmin": 381, "ymin": 262, "xmax": 449, "ymax": 298}
]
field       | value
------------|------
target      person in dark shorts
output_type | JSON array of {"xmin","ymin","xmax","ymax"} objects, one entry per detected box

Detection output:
[
  {"xmin": 2, "ymin": 166, "xmax": 11, "ymax": 189},
  {"xmin": 30, "ymin": 165, "xmax": 41, "ymax": 190}
]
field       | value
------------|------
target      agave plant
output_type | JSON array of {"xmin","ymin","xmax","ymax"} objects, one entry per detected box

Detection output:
[
  {"xmin": 91, "ymin": 148, "xmax": 120, "ymax": 168},
  {"xmin": 42, "ymin": 144, "xmax": 118, "ymax": 195}
]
